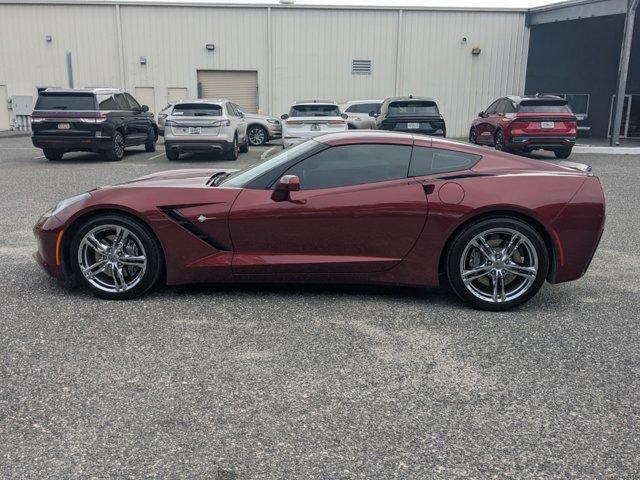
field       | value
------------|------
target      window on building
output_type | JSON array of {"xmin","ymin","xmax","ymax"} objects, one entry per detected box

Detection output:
[{"xmin": 285, "ymin": 144, "xmax": 412, "ymax": 189}]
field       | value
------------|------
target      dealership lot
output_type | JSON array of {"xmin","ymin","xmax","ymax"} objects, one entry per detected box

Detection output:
[{"xmin": 1, "ymin": 136, "xmax": 639, "ymax": 477}]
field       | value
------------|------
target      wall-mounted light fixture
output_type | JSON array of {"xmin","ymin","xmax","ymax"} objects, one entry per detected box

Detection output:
[
  {"xmin": 45, "ymin": 35, "xmax": 52, "ymax": 43},
  {"xmin": 471, "ymin": 47, "xmax": 482, "ymax": 56},
  {"xmin": 461, "ymin": 37, "xmax": 467, "ymax": 44},
  {"xmin": 139, "ymin": 56, "xmax": 147, "ymax": 65},
  {"xmin": 205, "ymin": 44, "xmax": 215, "ymax": 51}
]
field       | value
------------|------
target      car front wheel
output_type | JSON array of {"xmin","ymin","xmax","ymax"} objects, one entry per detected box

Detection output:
[
  {"xmin": 145, "ymin": 128, "xmax": 156, "ymax": 152},
  {"xmin": 70, "ymin": 214, "xmax": 163, "ymax": 300},
  {"xmin": 469, "ymin": 127, "xmax": 477, "ymax": 144},
  {"xmin": 555, "ymin": 148, "xmax": 572, "ymax": 159},
  {"xmin": 105, "ymin": 131, "xmax": 125, "ymax": 161},
  {"xmin": 446, "ymin": 217, "xmax": 549, "ymax": 311}
]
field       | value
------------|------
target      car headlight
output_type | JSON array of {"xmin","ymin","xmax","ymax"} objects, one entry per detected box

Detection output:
[
  {"xmin": 267, "ymin": 118, "xmax": 280, "ymax": 124},
  {"xmin": 43, "ymin": 192, "xmax": 91, "ymax": 218}
]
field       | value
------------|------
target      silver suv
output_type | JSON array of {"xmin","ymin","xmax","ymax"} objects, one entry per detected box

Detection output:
[
  {"xmin": 163, "ymin": 99, "xmax": 248, "ymax": 161},
  {"xmin": 233, "ymin": 104, "xmax": 282, "ymax": 146}
]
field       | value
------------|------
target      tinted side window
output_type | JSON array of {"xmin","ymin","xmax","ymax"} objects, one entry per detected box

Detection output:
[
  {"xmin": 285, "ymin": 144, "xmax": 412, "ymax": 189},
  {"xmin": 409, "ymin": 147, "xmax": 481, "ymax": 176},
  {"xmin": 124, "ymin": 93, "xmax": 141, "ymax": 110},
  {"xmin": 485, "ymin": 100, "xmax": 500, "ymax": 114},
  {"xmin": 97, "ymin": 94, "xmax": 118, "ymax": 111},
  {"xmin": 114, "ymin": 94, "xmax": 129, "ymax": 110}
]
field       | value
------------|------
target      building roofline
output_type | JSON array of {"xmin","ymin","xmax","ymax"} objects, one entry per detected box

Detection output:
[{"xmin": 0, "ymin": 0, "xmax": 530, "ymax": 13}]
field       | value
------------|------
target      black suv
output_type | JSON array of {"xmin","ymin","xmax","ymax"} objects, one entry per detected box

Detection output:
[
  {"xmin": 31, "ymin": 88, "xmax": 157, "ymax": 161},
  {"xmin": 372, "ymin": 96, "xmax": 446, "ymax": 137}
]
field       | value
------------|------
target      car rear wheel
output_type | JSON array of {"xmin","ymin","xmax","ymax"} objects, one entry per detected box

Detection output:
[
  {"xmin": 494, "ymin": 130, "xmax": 509, "ymax": 152},
  {"xmin": 105, "ymin": 131, "xmax": 125, "ymax": 161},
  {"xmin": 43, "ymin": 149, "xmax": 64, "ymax": 161},
  {"xmin": 446, "ymin": 217, "xmax": 549, "ymax": 311},
  {"xmin": 145, "ymin": 128, "xmax": 156, "ymax": 152},
  {"xmin": 165, "ymin": 148, "xmax": 179, "ymax": 161},
  {"xmin": 469, "ymin": 127, "xmax": 477, "ymax": 144},
  {"xmin": 226, "ymin": 135, "xmax": 239, "ymax": 160},
  {"xmin": 247, "ymin": 125, "xmax": 267, "ymax": 146},
  {"xmin": 555, "ymin": 148, "xmax": 572, "ymax": 159},
  {"xmin": 70, "ymin": 214, "xmax": 163, "ymax": 300},
  {"xmin": 239, "ymin": 134, "xmax": 249, "ymax": 153}
]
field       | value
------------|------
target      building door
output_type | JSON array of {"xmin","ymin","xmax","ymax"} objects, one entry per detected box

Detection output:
[
  {"xmin": 167, "ymin": 87, "xmax": 188, "ymax": 103},
  {"xmin": 134, "ymin": 87, "xmax": 156, "ymax": 115},
  {"xmin": 0, "ymin": 85, "xmax": 9, "ymax": 130},
  {"xmin": 197, "ymin": 70, "xmax": 258, "ymax": 113}
]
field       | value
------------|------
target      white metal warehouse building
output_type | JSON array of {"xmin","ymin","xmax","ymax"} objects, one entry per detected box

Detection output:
[{"xmin": 0, "ymin": 0, "xmax": 531, "ymax": 137}]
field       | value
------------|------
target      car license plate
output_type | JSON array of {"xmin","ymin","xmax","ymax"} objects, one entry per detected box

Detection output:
[
  {"xmin": 310, "ymin": 124, "xmax": 320, "ymax": 131},
  {"xmin": 189, "ymin": 127, "xmax": 201, "ymax": 134},
  {"xmin": 540, "ymin": 121, "xmax": 555, "ymax": 129},
  {"xmin": 407, "ymin": 122, "xmax": 420, "ymax": 129},
  {"xmin": 57, "ymin": 123, "xmax": 70, "ymax": 130}
]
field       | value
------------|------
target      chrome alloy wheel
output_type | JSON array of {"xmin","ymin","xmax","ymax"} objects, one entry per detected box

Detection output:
[
  {"xmin": 77, "ymin": 224, "xmax": 147, "ymax": 293},
  {"xmin": 459, "ymin": 228, "xmax": 538, "ymax": 304},
  {"xmin": 248, "ymin": 126, "xmax": 266, "ymax": 146}
]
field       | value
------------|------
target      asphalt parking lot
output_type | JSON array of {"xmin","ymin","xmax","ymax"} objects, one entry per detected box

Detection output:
[{"xmin": 1, "ymin": 135, "xmax": 639, "ymax": 478}]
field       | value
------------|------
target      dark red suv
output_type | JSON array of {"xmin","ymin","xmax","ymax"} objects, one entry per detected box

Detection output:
[{"xmin": 469, "ymin": 95, "xmax": 577, "ymax": 158}]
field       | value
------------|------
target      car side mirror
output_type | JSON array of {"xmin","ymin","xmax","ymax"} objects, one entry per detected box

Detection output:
[
  {"xmin": 281, "ymin": 113, "xmax": 289, "ymax": 120},
  {"xmin": 271, "ymin": 175, "xmax": 300, "ymax": 201},
  {"xmin": 341, "ymin": 113, "xmax": 348, "ymax": 120},
  {"xmin": 369, "ymin": 111, "xmax": 379, "ymax": 118},
  {"xmin": 478, "ymin": 111, "xmax": 485, "ymax": 117},
  {"xmin": 141, "ymin": 105, "xmax": 149, "ymax": 112}
]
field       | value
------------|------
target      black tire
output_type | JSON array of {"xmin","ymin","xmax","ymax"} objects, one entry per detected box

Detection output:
[
  {"xmin": 469, "ymin": 127, "xmax": 477, "ymax": 144},
  {"xmin": 494, "ymin": 129, "xmax": 509, "ymax": 152},
  {"xmin": 348, "ymin": 124, "xmax": 357, "ymax": 130},
  {"xmin": 70, "ymin": 214, "xmax": 163, "ymax": 300},
  {"xmin": 555, "ymin": 148, "xmax": 572, "ymax": 159},
  {"xmin": 226, "ymin": 135, "xmax": 239, "ymax": 160},
  {"xmin": 445, "ymin": 216, "xmax": 549, "ymax": 311},
  {"xmin": 105, "ymin": 130, "xmax": 125, "ymax": 161},
  {"xmin": 239, "ymin": 134, "xmax": 249, "ymax": 153},
  {"xmin": 165, "ymin": 148, "xmax": 179, "ymax": 161},
  {"xmin": 247, "ymin": 125, "xmax": 268, "ymax": 146},
  {"xmin": 43, "ymin": 149, "xmax": 64, "ymax": 161},
  {"xmin": 145, "ymin": 128, "xmax": 156, "ymax": 152}
]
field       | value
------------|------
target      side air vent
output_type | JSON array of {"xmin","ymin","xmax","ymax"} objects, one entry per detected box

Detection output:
[
  {"xmin": 160, "ymin": 207, "xmax": 230, "ymax": 251},
  {"xmin": 352, "ymin": 59, "xmax": 372, "ymax": 75}
]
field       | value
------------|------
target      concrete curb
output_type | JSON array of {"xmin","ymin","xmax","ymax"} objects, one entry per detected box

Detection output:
[{"xmin": 0, "ymin": 130, "xmax": 31, "ymax": 139}]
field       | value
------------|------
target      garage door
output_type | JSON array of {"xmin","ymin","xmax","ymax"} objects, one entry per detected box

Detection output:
[
  {"xmin": 197, "ymin": 70, "xmax": 258, "ymax": 113},
  {"xmin": 0, "ymin": 86, "xmax": 9, "ymax": 131},
  {"xmin": 134, "ymin": 87, "xmax": 156, "ymax": 115}
]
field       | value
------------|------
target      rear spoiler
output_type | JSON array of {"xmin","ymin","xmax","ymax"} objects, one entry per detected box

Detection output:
[{"xmin": 555, "ymin": 160, "xmax": 592, "ymax": 174}]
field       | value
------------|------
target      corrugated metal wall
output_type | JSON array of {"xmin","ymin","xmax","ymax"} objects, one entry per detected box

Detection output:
[{"xmin": 0, "ymin": 2, "xmax": 529, "ymax": 137}]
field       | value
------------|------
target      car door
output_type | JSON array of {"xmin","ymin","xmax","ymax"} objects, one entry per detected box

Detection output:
[
  {"xmin": 488, "ymin": 99, "xmax": 508, "ymax": 144},
  {"xmin": 476, "ymin": 99, "xmax": 500, "ymax": 144},
  {"xmin": 228, "ymin": 143, "xmax": 428, "ymax": 274},
  {"xmin": 124, "ymin": 92, "xmax": 150, "ymax": 143},
  {"xmin": 227, "ymin": 103, "xmax": 246, "ymax": 142},
  {"xmin": 113, "ymin": 93, "xmax": 134, "ymax": 139},
  {"xmin": 232, "ymin": 103, "xmax": 248, "ymax": 141}
]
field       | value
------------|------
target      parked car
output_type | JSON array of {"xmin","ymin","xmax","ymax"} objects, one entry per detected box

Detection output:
[
  {"xmin": 340, "ymin": 100, "xmax": 382, "ymax": 129},
  {"xmin": 280, "ymin": 101, "xmax": 348, "ymax": 148},
  {"xmin": 163, "ymin": 99, "xmax": 249, "ymax": 161},
  {"xmin": 373, "ymin": 96, "xmax": 446, "ymax": 136},
  {"xmin": 34, "ymin": 131, "xmax": 605, "ymax": 311},
  {"xmin": 157, "ymin": 103, "xmax": 174, "ymax": 136},
  {"xmin": 469, "ymin": 95, "xmax": 577, "ymax": 158},
  {"xmin": 233, "ymin": 104, "xmax": 282, "ymax": 146},
  {"xmin": 31, "ymin": 88, "xmax": 157, "ymax": 161}
]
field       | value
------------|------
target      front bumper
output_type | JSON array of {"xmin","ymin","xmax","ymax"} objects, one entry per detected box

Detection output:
[
  {"xmin": 266, "ymin": 123, "xmax": 282, "ymax": 139},
  {"xmin": 32, "ymin": 135, "xmax": 111, "ymax": 151},
  {"xmin": 33, "ymin": 214, "xmax": 65, "ymax": 279},
  {"xmin": 509, "ymin": 136, "xmax": 576, "ymax": 150}
]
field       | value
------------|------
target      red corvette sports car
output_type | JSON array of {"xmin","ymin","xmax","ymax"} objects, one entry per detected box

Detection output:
[{"xmin": 34, "ymin": 131, "xmax": 605, "ymax": 310}]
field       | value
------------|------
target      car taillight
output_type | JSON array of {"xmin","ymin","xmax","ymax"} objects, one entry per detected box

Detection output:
[
  {"xmin": 214, "ymin": 119, "xmax": 231, "ymax": 127},
  {"xmin": 286, "ymin": 120, "xmax": 304, "ymax": 125},
  {"xmin": 328, "ymin": 120, "xmax": 345, "ymax": 125}
]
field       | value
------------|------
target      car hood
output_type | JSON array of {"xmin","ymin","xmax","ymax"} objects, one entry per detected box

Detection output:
[{"xmin": 110, "ymin": 169, "xmax": 222, "ymax": 189}]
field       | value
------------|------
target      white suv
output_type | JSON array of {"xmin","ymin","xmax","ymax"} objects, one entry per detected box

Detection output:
[
  {"xmin": 340, "ymin": 100, "xmax": 382, "ymax": 129},
  {"xmin": 163, "ymin": 99, "xmax": 248, "ymax": 161},
  {"xmin": 280, "ymin": 101, "xmax": 348, "ymax": 148}
]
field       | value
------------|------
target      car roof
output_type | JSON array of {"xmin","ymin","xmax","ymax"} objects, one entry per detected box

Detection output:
[
  {"xmin": 174, "ymin": 98, "xmax": 229, "ymax": 104},
  {"xmin": 506, "ymin": 94, "xmax": 566, "ymax": 104},
  {"xmin": 386, "ymin": 96, "xmax": 437, "ymax": 103},
  {"xmin": 294, "ymin": 100, "xmax": 337, "ymax": 106},
  {"xmin": 42, "ymin": 87, "xmax": 122, "ymax": 95},
  {"xmin": 313, "ymin": 130, "xmax": 416, "ymax": 146},
  {"xmin": 343, "ymin": 99, "xmax": 383, "ymax": 104}
]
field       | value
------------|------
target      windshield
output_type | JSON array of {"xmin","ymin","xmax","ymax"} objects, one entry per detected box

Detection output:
[
  {"xmin": 35, "ymin": 93, "xmax": 96, "ymax": 111},
  {"xmin": 172, "ymin": 103, "xmax": 222, "ymax": 116},
  {"xmin": 388, "ymin": 101, "xmax": 439, "ymax": 115},
  {"xmin": 518, "ymin": 100, "xmax": 572, "ymax": 113},
  {"xmin": 220, "ymin": 141, "xmax": 320, "ymax": 188},
  {"xmin": 290, "ymin": 105, "xmax": 340, "ymax": 117}
]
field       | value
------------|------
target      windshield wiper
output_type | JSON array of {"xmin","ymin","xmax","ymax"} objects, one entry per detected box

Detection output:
[{"xmin": 207, "ymin": 171, "xmax": 228, "ymax": 186}]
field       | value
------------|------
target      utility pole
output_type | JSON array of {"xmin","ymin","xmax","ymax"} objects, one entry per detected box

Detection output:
[{"xmin": 611, "ymin": 0, "xmax": 638, "ymax": 146}]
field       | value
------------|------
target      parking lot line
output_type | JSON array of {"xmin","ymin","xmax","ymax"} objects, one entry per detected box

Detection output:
[
  {"xmin": 147, "ymin": 152, "xmax": 167, "ymax": 161},
  {"xmin": 261, "ymin": 145, "xmax": 279, "ymax": 160}
]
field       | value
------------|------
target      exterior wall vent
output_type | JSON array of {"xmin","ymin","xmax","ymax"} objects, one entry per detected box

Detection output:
[{"xmin": 351, "ymin": 59, "xmax": 372, "ymax": 75}]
